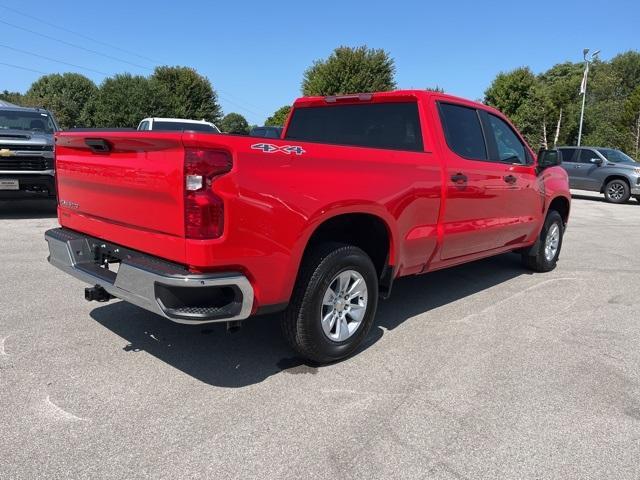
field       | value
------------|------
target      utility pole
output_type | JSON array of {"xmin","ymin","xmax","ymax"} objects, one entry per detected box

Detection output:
[{"xmin": 577, "ymin": 48, "xmax": 600, "ymax": 147}]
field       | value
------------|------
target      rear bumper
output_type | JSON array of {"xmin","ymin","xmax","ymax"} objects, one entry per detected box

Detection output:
[
  {"xmin": 44, "ymin": 228, "xmax": 254, "ymax": 324},
  {"xmin": 0, "ymin": 173, "xmax": 55, "ymax": 199}
]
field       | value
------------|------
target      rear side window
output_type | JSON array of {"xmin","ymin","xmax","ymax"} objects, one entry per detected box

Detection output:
[
  {"xmin": 560, "ymin": 148, "xmax": 577, "ymax": 163},
  {"xmin": 285, "ymin": 102, "xmax": 423, "ymax": 152},
  {"xmin": 438, "ymin": 103, "xmax": 487, "ymax": 160}
]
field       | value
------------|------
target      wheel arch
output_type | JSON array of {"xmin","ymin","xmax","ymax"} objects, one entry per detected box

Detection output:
[
  {"xmin": 297, "ymin": 211, "xmax": 397, "ymax": 296},
  {"xmin": 600, "ymin": 175, "xmax": 630, "ymax": 193},
  {"xmin": 548, "ymin": 195, "xmax": 570, "ymax": 225}
]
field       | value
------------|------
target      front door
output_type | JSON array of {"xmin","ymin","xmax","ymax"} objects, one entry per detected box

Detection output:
[
  {"xmin": 575, "ymin": 148, "xmax": 603, "ymax": 191},
  {"xmin": 482, "ymin": 112, "xmax": 544, "ymax": 245}
]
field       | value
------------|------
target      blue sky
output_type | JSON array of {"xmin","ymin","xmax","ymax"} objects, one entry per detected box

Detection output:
[{"xmin": 1, "ymin": 0, "xmax": 638, "ymax": 124}]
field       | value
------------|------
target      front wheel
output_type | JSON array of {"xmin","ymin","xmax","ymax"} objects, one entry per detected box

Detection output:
[
  {"xmin": 281, "ymin": 243, "xmax": 378, "ymax": 364},
  {"xmin": 522, "ymin": 210, "xmax": 564, "ymax": 272},
  {"xmin": 604, "ymin": 179, "xmax": 631, "ymax": 203}
]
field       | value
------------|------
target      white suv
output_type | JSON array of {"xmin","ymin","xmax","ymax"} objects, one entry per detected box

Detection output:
[{"xmin": 137, "ymin": 118, "xmax": 220, "ymax": 133}]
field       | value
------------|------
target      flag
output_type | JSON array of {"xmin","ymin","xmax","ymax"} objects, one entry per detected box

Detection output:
[{"xmin": 579, "ymin": 68, "xmax": 588, "ymax": 95}]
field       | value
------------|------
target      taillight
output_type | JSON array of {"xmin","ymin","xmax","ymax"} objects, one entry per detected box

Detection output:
[{"xmin": 184, "ymin": 148, "xmax": 232, "ymax": 239}]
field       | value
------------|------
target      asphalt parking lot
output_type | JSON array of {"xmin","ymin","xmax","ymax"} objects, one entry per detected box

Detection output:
[{"xmin": 1, "ymin": 191, "xmax": 639, "ymax": 479}]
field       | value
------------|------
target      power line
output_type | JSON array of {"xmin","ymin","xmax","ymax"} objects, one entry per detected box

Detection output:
[
  {"xmin": 0, "ymin": 61, "xmax": 46, "ymax": 75},
  {"xmin": 0, "ymin": 15, "xmax": 268, "ymax": 121},
  {"xmin": 0, "ymin": 18, "xmax": 153, "ymax": 71},
  {"xmin": 0, "ymin": 44, "xmax": 109, "ymax": 76},
  {"xmin": 0, "ymin": 4, "xmax": 163, "ymax": 65}
]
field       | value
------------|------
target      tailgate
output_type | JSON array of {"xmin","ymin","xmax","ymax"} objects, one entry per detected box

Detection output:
[{"xmin": 55, "ymin": 132, "xmax": 186, "ymax": 263}]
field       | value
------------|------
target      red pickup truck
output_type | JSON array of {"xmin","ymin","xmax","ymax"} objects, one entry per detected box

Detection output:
[{"xmin": 46, "ymin": 90, "xmax": 570, "ymax": 363}]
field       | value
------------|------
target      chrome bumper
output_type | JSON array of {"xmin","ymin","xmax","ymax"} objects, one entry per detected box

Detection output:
[{"xmin": 45, "ymin": 228, "xmax": 254, "ymax": 325}]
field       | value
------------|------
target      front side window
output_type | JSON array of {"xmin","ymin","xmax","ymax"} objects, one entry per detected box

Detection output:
[
  {"xmin": 486, "ymin": 114, "xmax": 527, "ymax": 164},
  {"xmin": 285, "ymin": 102, "xmax": 423, "ymax": 152},
  {"xmin": 579, "ymin": 149, "xmax": 601, "ymax": 164},
  {"xmin": 438, "ymin": 103, "xmax": 487, "ymax": 160},
  {"xmin": 139, "ymin": 121, "xmax": 150, "ymax": 131}
]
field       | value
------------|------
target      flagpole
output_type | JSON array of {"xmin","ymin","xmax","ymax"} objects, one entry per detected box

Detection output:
[
  {"xmin": 577, "ymin": 60, "xmax": 588, "ymax": 147},
  {"xmin": 577, "ymin": 48, "xmax": 599, "ymax": 147}
]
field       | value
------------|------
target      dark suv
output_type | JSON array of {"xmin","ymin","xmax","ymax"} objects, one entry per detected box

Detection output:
[
  {"xmin": 0, "ymin": 104, "xmax": 59, "ymax": 199},
  {"xmin": 558, "ymin": 146, "xmax": 640, "ymax": 204}
]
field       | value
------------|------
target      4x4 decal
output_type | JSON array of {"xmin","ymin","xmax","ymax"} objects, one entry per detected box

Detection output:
[{"xmin": 251, "ymin": 143, "xmax": 306, "ymax": 156}]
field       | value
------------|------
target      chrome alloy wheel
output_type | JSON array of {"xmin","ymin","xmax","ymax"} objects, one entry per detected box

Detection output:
[
  {"xmin": 607, "ymin": 182, "xmax": 625, "ymax": 201},
  {"xmin": 544, "ymin": 223, "xmax": 560, "ymax": 262},
  {"xmin": 320, "ymin": 270, "xmax": 368, "ymax": 342}
]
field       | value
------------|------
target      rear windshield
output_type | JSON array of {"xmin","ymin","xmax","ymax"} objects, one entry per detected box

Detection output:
[
  {"xmin": 152, "ymin": 121, "xmax": 218, "ymax": 133},
  {"xmin": 285, "ymin": 102, "xmax": 423, "ymax": 152},
  {"xmin": 0, "ymin": 110, "xmax": 55, "ymax": 133}
]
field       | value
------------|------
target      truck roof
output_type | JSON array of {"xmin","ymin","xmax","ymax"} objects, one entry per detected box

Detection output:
[
  {"xmin": 0, "ymin": 103, "xmax": 50, "ymax": 113},
  {"xmin": 291, "ymin": 89, "xmax": 506, "ymax": 122}
]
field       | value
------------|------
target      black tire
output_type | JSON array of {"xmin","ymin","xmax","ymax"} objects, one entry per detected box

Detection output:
[
  {"xmin": 603, "ymin": 179, "xmax": 631, "ymax": 204},
  {"xmin": 522, "ymin": 210, "xmax": 564, "ymax": 272},
  {"xmin": 281, "ymin": 243, "xmax": 379, "ymax": 364}
]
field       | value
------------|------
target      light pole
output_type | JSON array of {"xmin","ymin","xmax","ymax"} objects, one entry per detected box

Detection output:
[{"xmin": 577, "ymin": 48, "xmax": 600, "ymax": 146}]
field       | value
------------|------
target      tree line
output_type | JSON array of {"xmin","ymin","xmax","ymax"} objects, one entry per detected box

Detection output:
[
  {"xmin": 2, "ymin": 47, "xmax": 639, "ymax": 156},
  {"xmin": 484, "ymin": 51, "xmax": 640, "ymax": 156}
]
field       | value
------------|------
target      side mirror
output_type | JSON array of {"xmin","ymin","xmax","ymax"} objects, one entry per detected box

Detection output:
[
  {"xmin": 590, "ymin": 157, "xmax": 603, "ymax": 166},
  {"xmin": 537, "ymin": 149, "xmax": 561, "ymax": 172}
]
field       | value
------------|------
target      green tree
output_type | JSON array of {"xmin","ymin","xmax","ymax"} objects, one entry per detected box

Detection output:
[
  {"xmin": 265, "ymin": 105, "xmax": 291, "ymax": 126},
  {"xmin": 150, "ymin": 66, "xmax": 222, "ymax": 124},
  {"xmin": 610, "ymin": 51, "xmax": 640, "ymax": 96},
  {"xmin": 620, "ymin": 86, "xmax": 640, "ymax": 157},
  {"xmin": 484, "ymin": 67, "xmax": 537, "ymax": 120},
  {"xmin": 302, "ymin": 46, "xmax": 396, "ymax": 96},
  {"xmin": 484, "ymin": 67, "xmax": 548, "ymax": 147},
  {"xmin": 0, "ymin": 90, "xmax": 24, "ymax": 105},
  {"xmin": 220, "ymin": 112, "xmax": 249, "ymax": 134},
  {"xmin": 83, "ymin": 74, "xmax": 167, "ymax": 128},
  {"xmin": 24, "ymin": 73, "xmax": 97, "ymax": 129}
]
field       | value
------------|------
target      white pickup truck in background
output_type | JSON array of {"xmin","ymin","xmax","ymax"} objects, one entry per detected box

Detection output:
[{"xmin": 137, "ymin": 117, "xmax": 221, "ymax": 133}]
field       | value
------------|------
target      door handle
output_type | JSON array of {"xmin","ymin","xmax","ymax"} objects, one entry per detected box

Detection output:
[
  {"xmin": 451, "ymin": 173, "xmax": 467, "ymax": 184},
  {"xmin": 503, "ymin": 174, "xmax": 517, "ymax": 184}
]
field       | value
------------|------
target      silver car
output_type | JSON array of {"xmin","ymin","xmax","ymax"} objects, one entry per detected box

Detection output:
[{"xmin": 558, "ymin": 146, "xmax": 640, "ymax": 204}]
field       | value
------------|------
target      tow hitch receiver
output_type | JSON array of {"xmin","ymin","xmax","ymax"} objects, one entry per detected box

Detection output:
[{"xmin": 85, "ymin": 285, "xmax": 114, "ymax": 302}]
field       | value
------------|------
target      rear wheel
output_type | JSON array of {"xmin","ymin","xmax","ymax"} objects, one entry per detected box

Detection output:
[
  {"xmin": 522, "ymin": 210, "xmax": 564, "ymax": 272},
  {"xmin": 603, "ymin": 179, "xmax": 630, "ymax": 203},
  {"xmin": 281, "ymin": 243, "xmax": 378, "ymax": 364}
]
